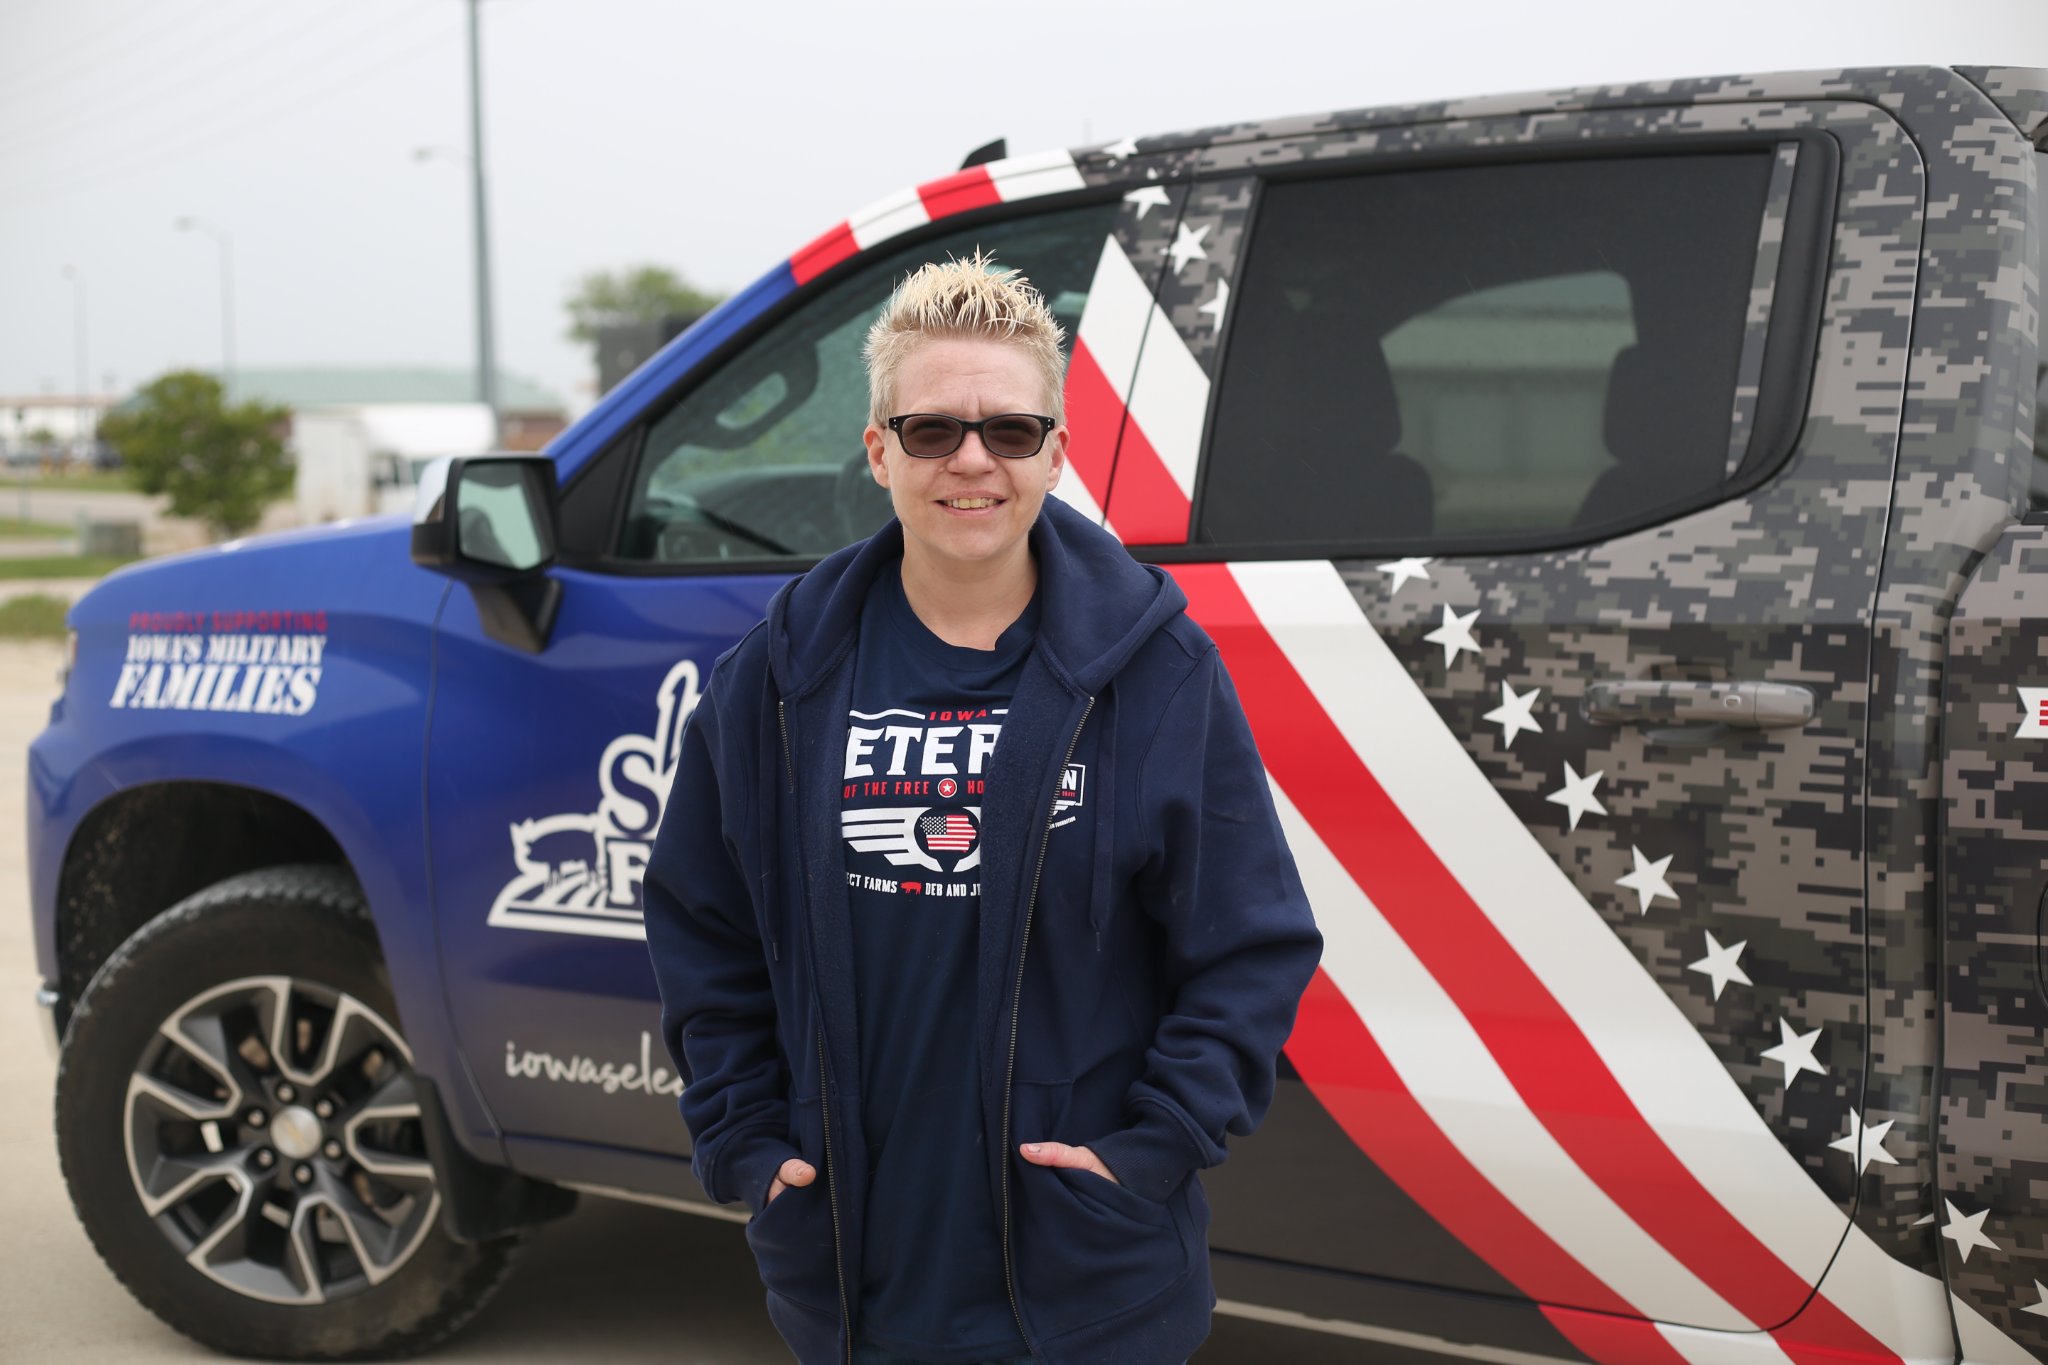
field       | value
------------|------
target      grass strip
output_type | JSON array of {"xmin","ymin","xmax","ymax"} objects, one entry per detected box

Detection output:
[
  {"xmin": 11, "ymin": 469, "xmax": 136, "ymax": 494},
  {"xmin": 0, "ymin": 519, "xmax": 73, "ymax": 539},
  {"xmin": 0, "ymin": 554, "xmax": 136, "ymax": 581},
  {"xmin": 0, "ymin": 594, "xmax": 71, "ymax": 640}
]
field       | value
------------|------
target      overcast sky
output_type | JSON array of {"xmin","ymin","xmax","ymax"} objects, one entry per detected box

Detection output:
[{"xmin": 3, "ymin": 0, "xmax": 2044, "ymax": 413}]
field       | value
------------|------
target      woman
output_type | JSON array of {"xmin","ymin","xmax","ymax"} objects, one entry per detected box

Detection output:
[{"xmin": 644, "ymin": 254, "xmax": 1321, "ymax": 1365}]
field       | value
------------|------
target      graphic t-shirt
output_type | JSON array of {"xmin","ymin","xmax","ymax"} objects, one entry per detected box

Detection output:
[{"xmin": 839, "ymin": 565, "xmax": 1035, "ymax": 1360}]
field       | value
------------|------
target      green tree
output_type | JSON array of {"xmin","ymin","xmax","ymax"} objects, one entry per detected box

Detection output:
[
  {"xmin": 564, "ymin": 264, "xmax": 724, "ymax": 348},
  {"xmin": 98, "ymin": 371, "xmax": 292, "ymax": 539}
]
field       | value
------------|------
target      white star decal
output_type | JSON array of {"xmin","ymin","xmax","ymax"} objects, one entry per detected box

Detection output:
[
  {"xmin": 1910, "ymin": 1211, "xmax": 1936, "ymax": 1228},
  {"xmin": 1167, "ymin": 221, "xmax": 1210, "ymax": 274},
  {"xmin": 1123, "ymin": 184, "xmax": 1170, "ymax": 219},
  {"xmin": 1102, "ymin": 135, "xmax": 1139, "ymax": 158},
  {"xmin": 1759, "ymin": 1017, "xmax": 1827, "ymax": 1087},
  {"xmin": 1196, "ymin": 279, "xmax": 1230, "ymax": 330},
  {"xmin": 1826, "ymin": 1110, "xmax": 1899, "ymax": 1176},
  {"xmin": 1615, "ymin": 846, "xmax": 1677, "ymax": 915},
  {"xmin": 1686, "ymin": 930, "xmax": 1750, "ymax": 999},
  {"xmin": 1482, "ymin": 681, "xmax": 1543, "ymax": 749},
  {"xmin": 2023, "ymin": 1280, "xmax": 2048, "ymax": 1319},
  {"xmin": 1422, "ymin": 603, "xmax": 1481, "ymax": 667},
  {"xmin": 1376, "ymin": 556, "xmax": 1432, "ymax": 595},
  {"xmin": 1545, "ymin": 762, "xmax": 1605, "ymax": 831},
  {"xmin": 1939, "ymin": 1200, "xmax": 1999, "ymax": 1263}
]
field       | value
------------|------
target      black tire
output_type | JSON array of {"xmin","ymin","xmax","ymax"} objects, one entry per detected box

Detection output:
[{"xmin": 55, "ymin": 864, "xmax": 521, "ymax": 1359}]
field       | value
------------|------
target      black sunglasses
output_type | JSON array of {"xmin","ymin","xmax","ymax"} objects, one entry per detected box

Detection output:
[{"xmin": 886, "ymin": 412, "xmax": 1056, "ymax": 459}]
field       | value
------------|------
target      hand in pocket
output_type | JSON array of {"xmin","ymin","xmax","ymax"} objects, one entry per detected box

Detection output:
[
  {"xmin": 767, "ymin": 1157, "xmax": 817, "ymax": 1204},
  {"xmin": 1018, "ymin": 1140, "xmax": 1117, "ymax": 1185}
]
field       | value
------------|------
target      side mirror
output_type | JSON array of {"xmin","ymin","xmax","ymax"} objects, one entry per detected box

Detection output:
[
  {"xmin": 412, "ymin": 455, "xmax": 563, "ymax": 653},
  {"xmin": 412, "ymin": 455, "xmax": 558, "ymax": 577}
]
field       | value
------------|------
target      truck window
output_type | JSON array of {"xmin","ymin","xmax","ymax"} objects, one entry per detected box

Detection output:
[
  {"xmin": 1197, "ymin": 151, "xmax": 1785, "ymax": 550},
  {"xmin": 615, "ymin": 202, "xmax": 1115, "ymax": 565}
]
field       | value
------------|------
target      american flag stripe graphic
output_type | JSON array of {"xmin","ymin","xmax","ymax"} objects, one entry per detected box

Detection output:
[
  {"xmin": 1269, "ymin": 787, "xmax": 1748, "ymax": 1327},
  {"xmin": 1216, "ymin": 560, "xmax": 2041, "ymax": 1363},
  {"xmin": 1175, "ymin": 560, "xmax": 1897, "ymax": 1364},
  {"xmin": 1053, "ymin": 233, "xmax": 1201, "ymax": 541},
  {"xmin": 788, "ymin": 152, "xmax": 1087, "ymax": 286},
  {"xmin": 1052, "ymin": 341, "xmax": 1121, "ymax": 524},
  {"xmin": 1048, "ymin": 227, "xmax": 2013, "ymax": 1361},
  {"xmin": 920, "ymin": 813, "xmax": 976, "ymax": 850},
  {"xmin": 1283, "ymin": 969, "xmax": 1698, "ymax": 1365},
  {"xmin": 1052, "ymin": 231, "xmax": 1163, "ymax": 528}
]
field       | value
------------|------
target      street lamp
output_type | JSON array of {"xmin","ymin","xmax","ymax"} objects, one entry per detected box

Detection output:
[
  {"xmin": 411, "ymin": 0, "xmax": 502, "ymax": 447},
  {"xmin": 175, "ymin": 216, "xmax": 236, "ymax": 394},
  {"xmin": 466, "ymin": 0, "xmax": 500, "ymax": 447},
  {"xmin": 59, "ymin": 266, "xmax": 88, "ymax": 462}
]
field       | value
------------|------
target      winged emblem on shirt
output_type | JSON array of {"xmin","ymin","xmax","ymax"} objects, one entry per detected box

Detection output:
[{"xmin": 841, "ymin": 805, "xmax": 982, "ymax": 872}]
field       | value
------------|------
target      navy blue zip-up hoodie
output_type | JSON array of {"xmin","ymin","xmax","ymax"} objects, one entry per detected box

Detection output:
[{"xmin": 643, "ymin": 498, "xmax": 1322, "ymax": 1364}]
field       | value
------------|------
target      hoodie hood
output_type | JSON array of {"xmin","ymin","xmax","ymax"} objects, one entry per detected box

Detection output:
[{"xmin": 766, "ymin": 496, "xmax": 1185, "ymax": 699}]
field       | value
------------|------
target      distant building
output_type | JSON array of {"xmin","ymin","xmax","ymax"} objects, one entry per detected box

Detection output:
[
  {"xmin": 213, "ymin": 368, "xmax": 571, "ymax": 523},
  {"xmin": 223, "ymin": 367, "xmax": 570, "ymax": 453},
  {"xmin": 0, "ymin": 394, "xmax": 119, "ymax": 463}
]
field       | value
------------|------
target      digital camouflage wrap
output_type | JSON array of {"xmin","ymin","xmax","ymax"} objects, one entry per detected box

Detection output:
[
  {"xmin": 1069, "ymin": 65, "xmax": 2043, "ymax": 1350},
  {"xmin": 1942, "ymin": 524, "xmax": 2048, "ymax": 1349}
]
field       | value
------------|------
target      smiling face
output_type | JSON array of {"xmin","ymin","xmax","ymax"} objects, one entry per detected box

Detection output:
[{"xmin": 863, "ymin": 335, "xmax": 1067, "ymax": 584}]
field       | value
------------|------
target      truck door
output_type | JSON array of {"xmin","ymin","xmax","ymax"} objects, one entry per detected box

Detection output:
[
  {"xmin": 1101, "ymin": 102, "xmax": 1926, "ymax": 1353},
  {"xmin": 1932, "ymin": 117, "xmax": 2048, "ymax": 1362},
  {"xmin": 421, "ymin": 192, "xmax": 1154, "ymax": 1188}
]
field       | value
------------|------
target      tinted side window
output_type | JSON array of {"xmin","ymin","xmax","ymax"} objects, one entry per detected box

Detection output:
[
  {"xmin": 616, "ymin": 203, "xmax": 1115, "ymax": 565},
  {"xmin": 1199, "ymin": 153, "xmax": 1778, "ymax": 550}
]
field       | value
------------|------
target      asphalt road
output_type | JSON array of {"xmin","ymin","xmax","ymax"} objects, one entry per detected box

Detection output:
[
  {"xmin": 3, "ymin": 480, "xmax": 302, "ymax": 552},
  {"xmin": 0, "ymin": 638, "xmax": 1394, "ymax": 1363}
]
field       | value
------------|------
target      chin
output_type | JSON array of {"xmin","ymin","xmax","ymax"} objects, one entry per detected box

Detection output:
[{"xmin": 914, "ymin": 524, "xmax": 1013, "ymax": 565}]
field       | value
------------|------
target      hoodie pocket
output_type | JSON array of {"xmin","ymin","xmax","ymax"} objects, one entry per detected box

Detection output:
[
  {"xmin": 1011, "ymin": 1081, "xmax": 1190, "ymax": 1338},
  {"xmin": 743, "ymin": 1096, "xmax": 838, "ymax": 1315},
  {"xmin": 1052, "ymin": 1163, "xmax": 1173, "ymax": 1225}
]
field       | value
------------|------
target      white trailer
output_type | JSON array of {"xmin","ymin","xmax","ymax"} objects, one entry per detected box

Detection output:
[{"xmin": 292, "ymin": 403, "xmax": 494, "ymax": 523}]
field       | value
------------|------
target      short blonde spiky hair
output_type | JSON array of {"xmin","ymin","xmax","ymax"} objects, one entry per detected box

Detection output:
[{"xmin": 864, "ymin": 250, "xmax": 1067, "ymax": 428}]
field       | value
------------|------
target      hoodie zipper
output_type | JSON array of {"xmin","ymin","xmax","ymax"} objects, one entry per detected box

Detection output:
[
  {"xmin": 999, "ymin": 695, "xmax": 1094, "ymax": 1357},
  {"xmin": 777, "ymin": 699, "xmax": 796, "ymax": 793},
  {"xmin": 782, "ymin": 700, "xmax": 851, "ymax": 1362},
  {"xmin": 816, "ymin": 1026, "xmax": 851, "ymax": 1363}
]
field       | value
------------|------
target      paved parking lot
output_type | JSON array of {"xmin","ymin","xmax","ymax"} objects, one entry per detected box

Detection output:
[{"xmin": 0, "ymin": 640, "xmax": 1378, "ymax": 1363}]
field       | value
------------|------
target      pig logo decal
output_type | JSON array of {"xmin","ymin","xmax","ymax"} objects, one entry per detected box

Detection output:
[{"xmin": 488, "ymin": 660, "xmax": 700, "ymax": 940}]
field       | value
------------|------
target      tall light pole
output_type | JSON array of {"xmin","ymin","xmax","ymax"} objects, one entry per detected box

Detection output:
[
  {"xmin": 466, "ymin": 0, "xmax": 500, "ymax": 446},
  {"xmin": 60, "ymin": 265, "xmax": 88, "ymax": 461},
  {"xmin": 175, "ymin": 216, "xmax": 236, "ymax": 395}
]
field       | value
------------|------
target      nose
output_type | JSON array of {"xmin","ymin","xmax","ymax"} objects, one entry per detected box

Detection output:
[{"xmin": 945, "ymin": 431, "xmax": 998, "ymax": 470}]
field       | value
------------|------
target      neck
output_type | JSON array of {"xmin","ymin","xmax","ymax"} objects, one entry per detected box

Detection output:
[{"xmin": 898, "ymin": 540, "xmax": 1037, "ymax": 650}]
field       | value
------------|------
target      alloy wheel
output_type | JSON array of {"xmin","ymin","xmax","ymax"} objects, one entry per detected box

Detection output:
[{"xmin": 121, "ymin": 975, "xmax": 439, "ymax": 1306}]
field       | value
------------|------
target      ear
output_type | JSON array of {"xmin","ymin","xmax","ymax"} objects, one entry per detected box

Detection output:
[
  {"xmin": 1044, "ymin": 423, "xmax": 1068, "ymax": 492},
  {"xmin": 864, "ymin": 423, "xmax": 891, "ymax": 488}
]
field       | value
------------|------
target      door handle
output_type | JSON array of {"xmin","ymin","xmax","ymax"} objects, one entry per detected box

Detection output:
[{"xmin": 1583, "ymin": 680, "xmax": 1815, "ymax": 730}]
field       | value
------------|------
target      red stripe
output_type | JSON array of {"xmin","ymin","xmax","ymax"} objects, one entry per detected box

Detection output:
[
  {"xmin": 1101, "ymin": 409, "xmax": 1189, "ymax": 544},
  {"xmin": 1059, "ymin": 340, "xmax": 1123, "ymax": 512},
  {"xmin": 1290, "ymin": 973, "xmax": 1686, "ymax": 1365},
  {"xmin": 1174, "ymin": 563, "xmax": 1894, "ymax": 1363},
  {"xmin": 1289, "ymin": 973, "xmax": 1661, "ymax": 1322},
  {"xmin": 790, "ymin": 222, "xmax": 857, "ymax": 286},
  {"xmin": 917, "ymin": 166, "xmax": 1002, "ymax": 219}
]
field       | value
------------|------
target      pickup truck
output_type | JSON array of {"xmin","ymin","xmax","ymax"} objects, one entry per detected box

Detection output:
[{"xmin": 29, "ymin": 63, "xmax": 2048, "ymax": 1364}]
